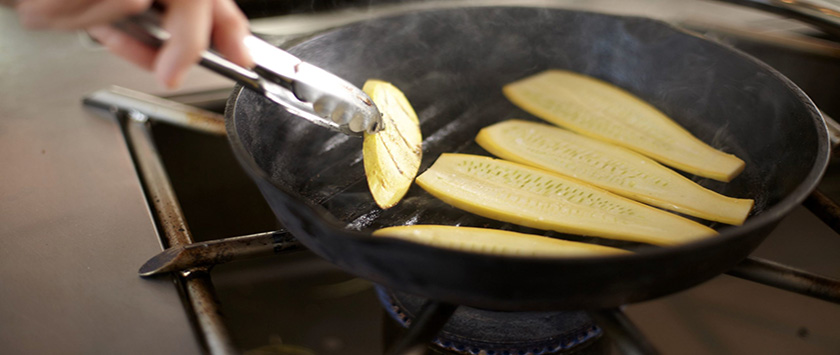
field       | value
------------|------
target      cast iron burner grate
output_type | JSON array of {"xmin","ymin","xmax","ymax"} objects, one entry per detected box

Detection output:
[
  {"xmin": 83, "ymin": 84, "xmax": 840, "ymax": 355},
  {"xmin": 82, "ymin": 22, "xmax": 840, "ymax": 351}
]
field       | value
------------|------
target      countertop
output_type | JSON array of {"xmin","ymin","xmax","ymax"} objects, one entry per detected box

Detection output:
[{"xmin": 0, "ymin": 9, "xmax": 230, "ymax": 353}]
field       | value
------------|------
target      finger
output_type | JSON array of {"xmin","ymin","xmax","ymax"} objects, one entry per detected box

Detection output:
[
  {"xmin": 155, "ymin": 0, "xmax": 213, "ymax": 89},
  {"xmin": 87, "ymin": 25, "xmax": 157, "ymax": 71},
  {"xmin": 210, "ymin": 0, "xmax": 253, "ymax": 68},
  {"xmin": 50, "ymin": 0, "xmax": 151, "ymax": 30}
]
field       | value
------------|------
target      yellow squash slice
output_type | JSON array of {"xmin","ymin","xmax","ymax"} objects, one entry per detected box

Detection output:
[
  {"xmin": 415, "ymin": 153, "xmax": 717, "ymax": 246},
  {"xmin": 476, "ymin": 120, "xmax": 754, "ymax": 225},
  {"xmin": 362, "ymin": 80, "xmax": 423, "ymax": 209},
  {"xmin": 503, "ymin": 70, "xmax": 745, "ymax": 182},
  {"xmin": 374, "ymin": 225, "xmax": 629, "ymax": 257}
]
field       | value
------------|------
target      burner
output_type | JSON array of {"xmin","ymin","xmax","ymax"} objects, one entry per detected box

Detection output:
[{"xmin": 377, "ymin": 287, "xmax": 603, "ymax": 355}]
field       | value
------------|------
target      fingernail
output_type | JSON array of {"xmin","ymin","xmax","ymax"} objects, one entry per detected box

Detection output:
[
  {"xmin": 156, "ymin": 65, "xmax": 183, "ymax": 89},
  {"xmin": 163, "ymin": 72, "xmax": 183, "ymax": 90},
  {"xmin": 155, "ymin": 54, "xmax": 183, "ymax": 90}
]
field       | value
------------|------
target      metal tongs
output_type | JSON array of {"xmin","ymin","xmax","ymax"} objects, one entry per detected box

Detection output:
[{"xmin": 113, "ymin": 9, "xmax": 382, "ymax": 137}]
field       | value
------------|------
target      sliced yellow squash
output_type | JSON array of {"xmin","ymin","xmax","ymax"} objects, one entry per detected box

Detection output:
[
  {"xmin": 415, "ymin": 153, "xmax": 717, "ymax": 246},
  {"xmin": 362, "ymin": 79, "xmax": 423, "ymax": 209},
  {"xmin": 502, "ymin": 70, "xmax": 745, "ymax": 182},
  {"xmin": 476, "ymin": 120, "xmax": 754, "ymax": 225},
  {"xmin": 374, "ymin": 225, "xmax": 629, "ymax": 257}
]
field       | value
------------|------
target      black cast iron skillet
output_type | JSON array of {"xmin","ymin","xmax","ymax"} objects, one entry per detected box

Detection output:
[{"xmin": 225, "ymin": 6, "xmax": 829, "ymax": 311}]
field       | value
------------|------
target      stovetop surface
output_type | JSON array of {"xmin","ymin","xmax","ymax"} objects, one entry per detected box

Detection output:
[
  {"xmin": 151, "ymin": 20, "xmax": 840, "ymax": 354},
  {"xmin": 3, "ymin": 1, "xmax": 840, "ymax": 354}
]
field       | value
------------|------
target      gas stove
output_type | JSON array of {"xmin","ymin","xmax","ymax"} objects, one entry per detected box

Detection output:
[
  {"xmin": 91, "ymin": 4, "xmax": 840, "ymax": 354},
  {"xmin": 3, "ymin": 1, "xmax": 840, "ymax": 354}
]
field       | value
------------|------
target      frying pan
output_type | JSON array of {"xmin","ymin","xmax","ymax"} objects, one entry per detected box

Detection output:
[{"xmin": 224, "ymin": 6, "xmax": 829, "ymax": 311}]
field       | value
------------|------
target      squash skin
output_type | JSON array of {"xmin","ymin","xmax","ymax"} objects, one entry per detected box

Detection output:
[
  {"xmin": 476, "ymin": 120, "xmax": 753, "ymax": 225},
  {"xmin": 362, "ymin": 80, "xmax": 423, "ymax": 209},
  {"xmin": 503, "ymin": 70, "xmax": 745, "ymax": 182},
  {"xmin": 416, "ymin": 153, "xmax": 718, "ymax": 246}
]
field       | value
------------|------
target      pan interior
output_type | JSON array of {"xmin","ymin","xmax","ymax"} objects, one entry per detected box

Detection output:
[
  {"xmin": 228, "ymin": 7, "xmax": 829, "ymax": 309},
  {"xmin": 232, "ymin": 7, "xmax": 821, "ymax": 249}
]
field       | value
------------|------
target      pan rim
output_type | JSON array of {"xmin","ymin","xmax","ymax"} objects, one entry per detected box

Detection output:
[{"xmin": 225, "ymin": 6, "xmax": 831, "ymax": 310}]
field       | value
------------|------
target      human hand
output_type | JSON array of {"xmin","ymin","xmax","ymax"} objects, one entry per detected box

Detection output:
[{"xmin": 16, "ymin": 0, "xmax": 253, "ymax": 89}]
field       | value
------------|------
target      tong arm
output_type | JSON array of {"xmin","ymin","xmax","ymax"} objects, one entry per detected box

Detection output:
[{"xmin": 113, "ymin": 10, "xmax": 382, "ymax": 136}]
